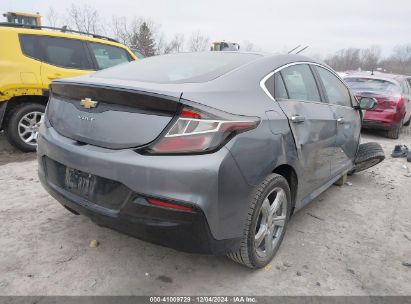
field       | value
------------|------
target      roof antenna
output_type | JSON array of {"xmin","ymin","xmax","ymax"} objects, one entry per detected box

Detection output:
[
  {"xmin": 295, "ymin": 46, "xmax": 309, "ymax": 54},
  {"xmin": 288, "ymin": 45, "xmax": 301, "ymax": 54}
]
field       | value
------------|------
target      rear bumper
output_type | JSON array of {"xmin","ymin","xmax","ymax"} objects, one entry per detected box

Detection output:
[
  {"xmin": 38, "ymin": 169, "xmax": 240, "ymax": 254},
  {"xmin": 37, "ymin": 125, "xmax": 251, "ymax": 254},
  {"xmin": 362, "ymin": 107, "xmax": 404, "ymax": 130},
  {"xmin": 362, "ymin": 119, "xmax": 399, "ymax": 131}
]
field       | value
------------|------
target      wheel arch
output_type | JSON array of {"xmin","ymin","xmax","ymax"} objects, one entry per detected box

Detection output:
[
  {"xmin": 1, "ymin": 95, "xmax": 48, "ymax": 130},
  {"xmin": 272, "ymin": 164, "xmax": 298, "ymax": 215}
]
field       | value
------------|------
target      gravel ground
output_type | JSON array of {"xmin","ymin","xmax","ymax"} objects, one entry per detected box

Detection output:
[{"xmin": 0, "ymin": 129, "xmax": 410, "ymax": 296}]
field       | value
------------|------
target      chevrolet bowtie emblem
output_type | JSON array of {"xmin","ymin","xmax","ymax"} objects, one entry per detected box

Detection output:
[{"xmin": 80, "ymin": 98, "xmax": 98, "ymax": 109}]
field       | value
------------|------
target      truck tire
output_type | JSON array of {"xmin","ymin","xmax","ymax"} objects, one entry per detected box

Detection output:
[
  {"xmin": 227, "ymin": 174, "xmax": 291, "ymax": 269},
  {"xmin": 5, "ymin": 103, "xmax": 45, "ymax": 152},
  {"xmin": 352, "ymin": 142, "xmax": 385, "ymax": 174}
]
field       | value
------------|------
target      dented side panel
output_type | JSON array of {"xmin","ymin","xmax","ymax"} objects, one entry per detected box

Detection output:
[{"xmin": 276, "ymin": 99, "xmax": 336, "ymax": 196}]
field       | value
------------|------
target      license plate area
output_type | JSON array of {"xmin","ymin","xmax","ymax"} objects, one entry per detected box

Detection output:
[
  {"xmin": 44, "ymin": 157, "xmax": 131, "ymax": 210},
  {"xmin": 64, "ymin": 167, "xmax": 97, "ymax": 198}
]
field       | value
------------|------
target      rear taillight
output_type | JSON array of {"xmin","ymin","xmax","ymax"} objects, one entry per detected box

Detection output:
[
  {"xmin": 147, "ymin": 105, "xmax": 260, "ymax": 154},
  {"xmin": 375, "ymin": 95, "xmax": 402, "ymax": 110}
]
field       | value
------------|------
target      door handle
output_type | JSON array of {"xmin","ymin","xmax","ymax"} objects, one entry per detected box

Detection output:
[
  {"xmin": 291, "ymin": 115, "xmax": 306, "ymax": 123},
  {"xmin": 337, "ymin": 117, "xmax": 345, "ymax": 124}
]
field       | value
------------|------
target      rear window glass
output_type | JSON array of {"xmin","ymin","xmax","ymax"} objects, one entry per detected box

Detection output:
[
  {"xmin": 20, "ymin": 34, "xmax": 42, "ymax": 60},
  {"xmin": 345, "ymin": 78, "xmax": 400, "ymax": 94},
  {"xmin": 92, "ymin": 52, "xmax": 262, "ymax": 83},
  {"xmin": 20, "ymin": 34, "xmax": 92, "ymax": 70},
  {"xmin": 40, "ymin": 36, "xmax": 92, "ymax": 70}
]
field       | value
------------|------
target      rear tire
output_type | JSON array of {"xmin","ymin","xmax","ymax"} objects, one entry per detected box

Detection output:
[
  {"xmin": 5, "ymin": 103, "xmax": 45, "ymax": 152},
  {"xmin": 404, "ymin": 115, "xmax": 411, "ymax": 126},
  {"xmin": 386, "ymin": 120, "xmax": 402, "ymax": 139},
  {"xmin": 227, "ymin": 174, "xmax": 291, "ymax": 269},
  {"xmin": 352, "ymin": 142, "xmax": 385, "ymax": 174}
]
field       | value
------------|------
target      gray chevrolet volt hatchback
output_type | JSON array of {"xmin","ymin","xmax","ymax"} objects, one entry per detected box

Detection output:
[{"xmin": 38, "ymin": 52, "xmax": 382, "ymax": 268}]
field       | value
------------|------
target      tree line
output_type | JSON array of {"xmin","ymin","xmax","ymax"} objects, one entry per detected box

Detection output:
[
  {"xmin": 46, "ymin": 4, "xmax": 218, "ymax": 57},
  {"xmin": 46, "ymin": 4, "xmax": 411, "ymax": 75},
  {"xmin": 324, "ymin": 45, "xmax": 411, "ymax": 75}
]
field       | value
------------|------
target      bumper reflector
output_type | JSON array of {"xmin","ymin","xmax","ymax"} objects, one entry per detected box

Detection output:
[{"xmin": 147, "ymin": 198, "xmax": 193, "ymax": 211}]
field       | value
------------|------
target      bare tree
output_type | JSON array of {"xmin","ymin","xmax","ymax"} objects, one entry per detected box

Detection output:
[
  {"xmin": 325, "ymin": 44, "xmax": 411, "ymax": 75},
  {"xmin": 325, "ymin": 48, "xmax": 361, "ymax": 71},
  {"xmin": 188, "ymin": 31, "xmax": 209, "ymax": 52},
  {"xmin": 155, "ymin": 33, "xmax": 167, "ymax": 55},
  {"xmin": 111, "ymin": 16, "xmax": 131, "ymax": 45},
  {"xmin": 392, "ymin": 44, "xmax": 411, "ymax": 65},
  {"xmin": 361, "ymin": 45, "xmax": 381, "ymax": 71},
  {"xmin": 45, "ymin": 7, "xmax": 60, "ymax": 27},
  {"xmin": 66, "ymin": 4, "xmax": 105, "ymax": 34},
  {"xmin": 111, "ymin": 16, "xmax": 165, "ymax": 57},
  {"xmin": 383, "ymin": 44, "xmax": 411, "ymax": 74},
  {"xmin": 163, "ymin": 34, "xmax": 184, "ymax": 54}
]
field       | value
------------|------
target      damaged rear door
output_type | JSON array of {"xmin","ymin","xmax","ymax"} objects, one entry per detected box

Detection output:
[
  {"xmin": 273, "ymin": 64, "xmax": 336, "ymax": 198},
  {"xmin": 314, "ymin": 65, "xmax": 361, "ymax": 176}
]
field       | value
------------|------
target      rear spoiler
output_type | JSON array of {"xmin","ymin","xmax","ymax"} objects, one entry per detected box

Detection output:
[{"xmin": 50, "ymin": 82, "xmax": 181, "ymax": 116}]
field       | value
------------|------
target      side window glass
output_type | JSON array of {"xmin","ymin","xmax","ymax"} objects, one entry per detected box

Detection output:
[
  {"xmin": 274, "ymin": 73, "xmax": 288, "ymax": 99},
  {"xmin": 19, "ymin": 34, "xmax": 42, "ymax": 61},
  {"xmin": 40, "ymin": 36, "xmax": 92, "ymax": 70},
  {"xmin": 317, "ymin": 66, "xmax": 352, "ymax": 107},
  {"xmin": 88, "ymin": 43, "xmax": 131, "ymax": 70},
  {"xmin": 280, "ymin": 65, "xmax": 321, "ymax": 102}
]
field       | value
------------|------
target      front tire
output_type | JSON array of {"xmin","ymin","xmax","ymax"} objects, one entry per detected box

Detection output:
[
  {"xmin": 5, "ymin": 103, "xmax": 45, "ymax": 152},
  {"xmin": 227, "ymin": 174, "xmax": 291, "ymax": 269}
]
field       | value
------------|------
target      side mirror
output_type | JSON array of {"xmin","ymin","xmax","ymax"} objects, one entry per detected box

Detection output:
[{"xmin": 357, "ymin": 97, "xmax": 377, "ymax": 110}]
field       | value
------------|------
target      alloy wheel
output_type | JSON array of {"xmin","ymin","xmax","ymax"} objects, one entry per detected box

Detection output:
[
  {"xmin": 254, "ymin": 187, "xmax": 287, "ymax": 258},
  {"xmin": 18, "ymin": 111, "xmax": 44, "ymax": 146}
]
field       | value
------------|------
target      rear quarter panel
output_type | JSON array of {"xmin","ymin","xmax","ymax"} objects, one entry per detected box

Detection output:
[
  {"xmin": 0, "ymin": 28, "xmax": 43, "ymax": 102},
  {"xmin": 182, "ymin": 74, "xmax": 303, "ymax": 206}
]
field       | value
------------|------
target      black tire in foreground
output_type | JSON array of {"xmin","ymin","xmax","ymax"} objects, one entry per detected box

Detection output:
[
  {"xmin": 227, "ymin": 173, "xmax": 291, "ymax": 268},
  {"xmin": 5, "ymin": 103, "xmax": 45, "ymax": 152},
  {"xmin": 352, "ymin": 142, "xmax": 385, "ymax": 174}
]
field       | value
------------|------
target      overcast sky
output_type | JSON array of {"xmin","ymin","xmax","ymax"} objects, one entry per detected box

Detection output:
[{"xmin": 2, "ymin": 0, "xmax": 411, "ymax": 58}]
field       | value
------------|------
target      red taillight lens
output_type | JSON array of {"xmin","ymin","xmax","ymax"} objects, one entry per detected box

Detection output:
[
  {"xmin": 148, "ymin": 106, "xmax": 260, "ymax": 154},
  {"xmin": 181, "ymin": 109, "xmax": 201, "ymax": 119},
  {"xmin": 147, "ymin": 198, "xmax": 193, "ymax": 211}
]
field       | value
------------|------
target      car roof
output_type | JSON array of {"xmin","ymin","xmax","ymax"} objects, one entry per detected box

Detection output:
[
  {"xmin": 344, "ymin": 72, "xmax": 407, "ymax": 84},
  {"xmin": 58, "ymin": 51, "xmax": 329, "ymax": 89},
  {"xmin": 0, "ymin": 25, "xmax": 130, "ymax": 49}
]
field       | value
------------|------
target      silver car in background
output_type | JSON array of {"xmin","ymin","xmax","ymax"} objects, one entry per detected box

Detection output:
[{"xmin": 38, "ymin": 52, "xmax": 380, "ymax": 268}]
